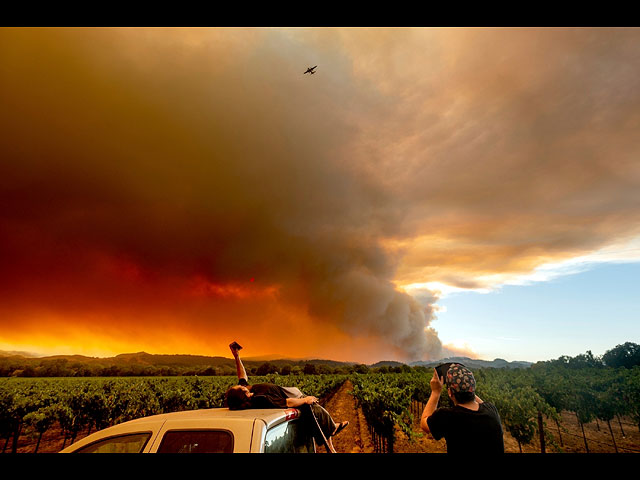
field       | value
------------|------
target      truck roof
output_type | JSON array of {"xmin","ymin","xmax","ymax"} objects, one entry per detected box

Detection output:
[{"xmin": 120, "ymin": 407, "xmax": 300, "ymax": 428}]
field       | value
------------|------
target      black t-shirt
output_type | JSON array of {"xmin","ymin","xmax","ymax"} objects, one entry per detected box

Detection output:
[
  {"xmin": 238, "ymin": 378, "xmax": 289, "ymax": 409},
  {"xmin": 426, "ymin": 402, "xmax": 504, "ymax": 453}
]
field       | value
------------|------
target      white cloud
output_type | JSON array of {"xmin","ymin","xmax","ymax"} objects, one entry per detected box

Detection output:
[{"xmin": 403, "ymin": 235, "xmax": 640, "ymax": 300}]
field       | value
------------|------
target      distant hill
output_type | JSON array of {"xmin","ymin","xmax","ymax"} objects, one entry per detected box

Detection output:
[
  {"xmin": 0, "ymin": 350, "xmax": 532, "ymax": 372},
  {"xmin": 112, "ymin": 352, "xmax": 233, "ymax": 367},
  {"xmin": 0, "ymin": 350, "xmax": 41, "ymax": 358},
  {"xmin": 369, "ymin": 360, "xmax": 407, "ymax": 368},
  {"xmin": 371, "ymin": 357, "xmax": 532, "ymax": 370},
  {"xmin": 0, "ymin": 350, "xmax": 354, "ymax": 370},
  {"xmin": 410, "ymin": 356, "xmax": 533, "ymax": 370}
]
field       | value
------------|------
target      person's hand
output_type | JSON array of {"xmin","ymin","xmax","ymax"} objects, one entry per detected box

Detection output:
[
  {"xmin": 305, "ymin": 396, "xmax": 318, "ymax": 405},
  {"xmin": 229, "ymin": 344, "xmax": 240, "ymax": 357},
  {"xmin": 430, "ymin": 368, "xmax": 444, "ymax": 395}
]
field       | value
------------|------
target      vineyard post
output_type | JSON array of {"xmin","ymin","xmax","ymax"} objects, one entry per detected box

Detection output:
[
  {"xmin": 616, "ymin": 414, "xmax": 626, "ymax": 437},
  {"xmin": 10, "ymin": 421, "xmax": 22, "ymax": 454},
  {"xmin": 606, "ymin": 420, "xmax": 618, "ymax": 453},
  {"xmin": 370, "ymin": 427, "xmax": 376, "ymax": 453},
  {"xmin": 70, "ymin": 417, "xmax": 81, "ymax": 445},
  {"xmin": 555, "ymin": 418, "xmax": 564, "ymax": 446},
  {"xmin": 581, "ymin": 422, "xmax": 589, "ymax": 453},
  {"xmin": 537, "ymin": 410, "xmax": 546, "ymax": 454},
  {"xmin": 371, "ymin": 429, "xmax": 375, "ymax": 453},
  {"xmin": 34, "ymin": 430, "xmax": 43, "ymax": 453},
  {"xmin": 576, "ymin": 414, "xmax": 590, "ymax": 453}
]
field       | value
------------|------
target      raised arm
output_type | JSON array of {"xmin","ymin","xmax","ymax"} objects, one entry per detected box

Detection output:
[
  {"xmin": 421, "ymin": 368, "xmax": 443, "ymax": 433},
  {"xmin": 230, "ymin": 343, "xmax": 248, "ymax": 382}
]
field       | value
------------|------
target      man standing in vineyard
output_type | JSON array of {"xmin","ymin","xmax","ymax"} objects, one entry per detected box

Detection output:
[
  {"xmin": 420, "ymin": 363, "xmax": 504, "ymax": 453},
  {"xmin": 224, "ymin": 342, "xmax": 349, "ymax": 453}
]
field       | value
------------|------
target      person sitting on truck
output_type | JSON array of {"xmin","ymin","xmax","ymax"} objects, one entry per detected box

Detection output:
[
  {"xmin": 420, "ymin": 363, "xmax": 504, "ymax": 453},
  {"xmin": 225, "ymin": 343, "xmax": 348, "ymax": 453}
]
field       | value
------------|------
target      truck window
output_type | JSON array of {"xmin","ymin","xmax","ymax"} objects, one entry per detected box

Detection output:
[
  {"xmin": 157, "ymin": 430, "xmax": 234, "ymax": 453},
  {"xmin": 74, "ymin": 433, "xmax": 151, "ymax": 453},
  {"xmin": 264, "ymin": 419, "xmax": 314, "ymax": 453}
]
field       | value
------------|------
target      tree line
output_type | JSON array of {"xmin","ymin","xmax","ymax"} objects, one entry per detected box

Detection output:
[
  {"xmin": 2, "ymin": 341, "xmax": 638, "ymax": 378},
  {"xmin": 0, "ymin": 357, "xmax": 378, "ymax": 378},
  {"xmin": 533, "ymin": 342, "xmax": 640, "ymax": 370}
]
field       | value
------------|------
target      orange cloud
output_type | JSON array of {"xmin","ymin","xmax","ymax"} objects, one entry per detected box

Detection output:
[{"xmin": 2, "ymin": 28, "xmax": 640, "ymax": 362}]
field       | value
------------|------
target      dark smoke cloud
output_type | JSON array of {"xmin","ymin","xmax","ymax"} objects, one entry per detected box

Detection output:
[
  {"xmin": 0, "ymin": 28, "xmax": 442, "ymax": 361},
  {"xmin": 3, "ymin": 27, "xmax": 640, "ymax": 361}
]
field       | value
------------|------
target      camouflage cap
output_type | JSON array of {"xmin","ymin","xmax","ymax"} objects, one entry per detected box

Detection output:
[{"xmin": 446, "ymin": 363, "xmax": 476, "ymax": 393}]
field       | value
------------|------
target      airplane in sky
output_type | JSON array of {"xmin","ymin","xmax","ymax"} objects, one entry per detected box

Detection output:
[{"xmin": 304, "ymin": 66, "xmax": 317, "ymax": 75}]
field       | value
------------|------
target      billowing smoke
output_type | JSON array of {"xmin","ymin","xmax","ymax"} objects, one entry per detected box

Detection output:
[
  {"xmin": 4, "ymin": 27, "xmax": 640, "ymax": 362},
  {"xmin": 0, "ymin": 27, "xmax": 443, "ymax": 361}
]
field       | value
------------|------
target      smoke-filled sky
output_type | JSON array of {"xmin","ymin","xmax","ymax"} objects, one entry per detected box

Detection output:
[{"xmin": 1, "ymin": 27, "xmax": 639, "ymax": 363}]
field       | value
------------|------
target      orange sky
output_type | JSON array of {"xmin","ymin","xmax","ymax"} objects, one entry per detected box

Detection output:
[{"xmin": 2, "ymin": 27, "xmax": 640, "ymax": 363}]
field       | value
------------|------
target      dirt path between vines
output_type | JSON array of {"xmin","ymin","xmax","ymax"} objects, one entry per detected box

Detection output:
[
  {"xmin": 321, "ymin": 379, "xmax": 447, "ymax": 453},
  {"xmin": 320, "ymin": 379, "xmax": 375, "ymax": 453}
]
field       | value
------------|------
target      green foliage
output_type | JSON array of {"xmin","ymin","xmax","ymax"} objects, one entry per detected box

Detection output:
[
  {"xmin": 350, "ymin": 372, "xmax": 421, "ymax": 451},
  {"xmin": 3, "ymin": 352, "xmax": 640, "ymax": 453},
  {"xmin": 602, "ymin": 342, "xmax": 640, "ymax": 369},
  {"xmin": 619, "ymin": 366, "xmax": 640, "ymax": 428},
  {"xmin": 0, "ymin": 374, "xmax": 348, "ymax": 451}
]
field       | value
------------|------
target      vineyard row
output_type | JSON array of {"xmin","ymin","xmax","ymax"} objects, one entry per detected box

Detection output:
[
  {"xmin": 2, "ymin": 364, "xmax": 640, "ymax": 454},
  {"xmin": 0, "ymin": 374, "xmax": 346, "ymax": 453}
]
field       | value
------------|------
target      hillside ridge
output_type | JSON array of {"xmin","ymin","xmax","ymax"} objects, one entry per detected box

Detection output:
[{"xmin": 0, "ymin": 350, "xmax": 532, "ymax": 369}]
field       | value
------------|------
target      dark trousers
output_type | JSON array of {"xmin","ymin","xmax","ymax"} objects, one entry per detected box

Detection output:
[{"xmin": 299, "ymin": 403, "xmax": 337, "ymax": 447}]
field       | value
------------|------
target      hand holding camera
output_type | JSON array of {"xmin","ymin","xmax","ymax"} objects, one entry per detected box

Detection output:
[
  {"xmin": 229, "ymin": 341, "xmax": 243, "ymax": 357},
  {"xmin": 431, "ymin": 368, "xmax": 444, "ymax": 394}
]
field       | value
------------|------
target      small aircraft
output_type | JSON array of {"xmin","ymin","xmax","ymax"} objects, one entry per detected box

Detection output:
[{"xmin": 304, "ymin": 65, "xmax": 317, "ymax": 75}]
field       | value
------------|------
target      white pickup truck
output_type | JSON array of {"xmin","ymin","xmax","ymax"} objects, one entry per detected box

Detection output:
[{"xmin": 59, "ymin": 407, "xmax": 317, "ymax": 453}]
